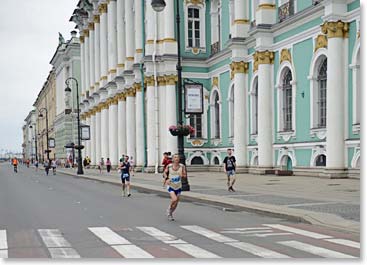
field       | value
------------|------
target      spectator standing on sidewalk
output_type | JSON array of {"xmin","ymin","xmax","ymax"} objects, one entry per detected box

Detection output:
[
  {"xmin": 98, "ymin": 158, "xmax": 104, "ymax": 174},
  {"xmin": 106, "ymin": 158, "xmax": 112, "ymax": 173},
  {"xmin": 51, "ymin": 159, "xmax": 57, "ymax": 175},
  {"xmin": 44, "ymin": 159, "xmax": 50, "ymax": 176},
  {"xmin": 223, "ymin": 148, "xmax": 236, "ymax": 192}
]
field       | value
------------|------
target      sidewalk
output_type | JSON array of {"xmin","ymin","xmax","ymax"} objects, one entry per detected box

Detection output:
[{"xmin": 58, "ymin": 168, "xmax": 360, "ymax": 233}]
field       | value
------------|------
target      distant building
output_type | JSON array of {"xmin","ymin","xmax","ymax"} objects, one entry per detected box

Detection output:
[{"xmin": 23, "ymin": 110, "xmax": 36, "ymax": 161}]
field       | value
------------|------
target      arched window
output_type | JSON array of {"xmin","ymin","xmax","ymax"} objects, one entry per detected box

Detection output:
[
  {"xmin": 253, "ymin": 156, "xmax": 259, "ymax": 166},
  {"xmin": 281, "ymin": 69, "xmax": 293, "ymax": 131},
  {"xmin": 213, "ymin": 157, "xmax": 220, "ymax": 165},
  {"xmin": 214, "ymin": 91, "xmax": 220, "ymax": 138},
  {"xmin": 317, "ymin": 58, "xmax": 327, "ymax": 128},
  {"xmin": 228, "ymin": 85, "xmax": 234, "ymax": 137},
  {"xmin": 251, "ymin": 77, "xmax": 259, "ymax": 134},
  {"xmin": 315, "ymin": 154, "xmax": 326, "ymax": 167},
  {"xmin": 184, "ymin": 1, "xmax": 206, "ymax": 52},
  {"xmin": 191, "ymin": 156, "xmax": 204, "ymax": 165}
]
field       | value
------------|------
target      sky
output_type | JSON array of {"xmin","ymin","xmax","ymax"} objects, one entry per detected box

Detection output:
[{"xmin": 0, "ymin": 0, "xmax": 77, "ymax": 153}]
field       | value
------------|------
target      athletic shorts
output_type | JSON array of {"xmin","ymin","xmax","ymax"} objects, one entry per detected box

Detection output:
[
  {"xmin": 121, "ymin": 173, "xmax": 130, "ymax": 183},
  {"xmin": 226, "ymin": 170, "xmax": 236, "ymax": 177},
  {"xmin": 167, "ymin": 187, "xmax": 182, "ymax": 196}
]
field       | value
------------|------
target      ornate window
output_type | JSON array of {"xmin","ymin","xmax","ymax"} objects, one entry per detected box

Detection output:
[
  {"xmin": 282, "ymin": 69, "xmax": 293, "ymax": 131},
  {"xmin": 214, "ymin": 92, "xmax": 220, "ymax": 138},
  {"xmin": 317, "ymin": 58, "xmax": 327, "ymax": 128},
  {"xmin": 210, "ymin": 0, "xmax": 221, "ymax": 55},
  {"xmin": 189, "ymin": 114, "xmax": 202, "ymax": 138},
  {"xmin": 184, "ymin": 1, "xmax": 206, "ymax": 53},
  {"xmin": 210, "ymin": 88, "xmax": 221, "ymax": 140},
  {"xmin": 315, "ymin": 154, "xmax": 326, "ymax": 167}
]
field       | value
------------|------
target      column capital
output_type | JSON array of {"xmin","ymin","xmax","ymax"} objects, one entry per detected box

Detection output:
[
  {"xmin": 145, "ymin": 76, "xmax": 155, "ymax": 87},
  {"xmin": 321, "ymin": 20, "xmax": 349, "ymax": 39},
  {"xmin": 230, "ymin": 61, "xmax": 249, "ymax": 79},
  {"xmin": 254, "ymin": 51, "xmax": 275, "ymax": 70},
  {"xmin": 165, "ymin": 75, "xmax": 178, "ymax": 85},
  {"xmin": 94, "ymin": 15, "xmax": 100, "ymax": 24},
  {"xmin": 99, "ymin": 3, "xmax": 108, "ymax": 14},
  {"xmin": 257, "ymin": 3, "xmax": 276, "ymax": 11},
  {"xmin": 80, "ymin": 36, "xmax": 85, "ymax": 43},
  {"xmin": 126, "ymin": 87, "xmax": 136, "ymax": 97},
  {"xmin": 83, "ymin": 29, "xmax": 90, "ymax": 37},
  {"xmin": 117, "ymin": 92, "xmax": 126, "ymax": 101},
  {"xmin": 134, "ymin": 83, "xmax": 142, "ymax": 92},
  {"xmin": 157, "ymin": 76, "xmax": 166, "ymax": 86},
  {"xmin": 88, "ymin": 22, "xmax": 95, "ymax": 31}
]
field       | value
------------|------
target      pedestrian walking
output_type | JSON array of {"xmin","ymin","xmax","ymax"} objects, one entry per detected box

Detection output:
[
  {"xmin": 106, "ymin": 158, "xmax": 112, "ymax": 173},
  {"xmin": 223, "ymin": 148, "xmax": 236, "ymax": 192},
  {"xmin": 44, "ymin": 159, "xmax": 50, "ymax": 176},
  {"xmin": 51, "ymin": 159, "xmax": 57, "ymax": 175},
  {"xmin": 163, "ymin": 154, "xmax": 187, "ymax": 221},
  {"xmin": 98, "ymin": 158, "xmax": 104, "ymax": 174},
  {"xmin": 129, "ymin": 156, "xmax": 135, "ymax": 176},
  {"xmin": 35, "ymin": 160, "xmax": 39, "ymax": 171},
  {"xmin": 118, "ymin": 155, "xmax": 132, "ymax": 197}
]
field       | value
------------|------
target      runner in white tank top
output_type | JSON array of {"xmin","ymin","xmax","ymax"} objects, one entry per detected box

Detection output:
[{"xmin": 163, "ymin": 154, "xmax": 187, "ymax": 221}]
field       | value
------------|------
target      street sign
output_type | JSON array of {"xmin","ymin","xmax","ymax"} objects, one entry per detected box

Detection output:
[
  {"xmin": 48, "ymin": 138, "xmax": 55, "ymax": 148},
  {"xmin": 184, "ymin": 82, "xmax": 203, "ymax": 114},
  {"xmin": 80, "ymin": 125, "xmax": 90, "ymax": 140}
]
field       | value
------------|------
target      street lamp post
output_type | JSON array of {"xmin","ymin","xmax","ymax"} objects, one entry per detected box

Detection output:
[
  {"xmin": 29, "ymin": 124, "xmax": 38, "ymax": 162},
  {"xmin": 152, "ymin": 0, "xmax": 190, "ymax": 191},
  {"xmin": 38, "ymin": 108, "xmax": 50, "ymax": 161},
  {"xmin": 65, "ymin": 77, "xmax": 84, "ymax": 175}
]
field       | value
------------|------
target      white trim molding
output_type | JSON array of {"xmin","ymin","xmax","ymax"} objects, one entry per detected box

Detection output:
[
  {"xmin": 351, "ymin": 147, "xmax": 360, "ymax": 169},
  {"xmin": 310, "ymin": 145, "xmax": 326, "ymax": 167}
]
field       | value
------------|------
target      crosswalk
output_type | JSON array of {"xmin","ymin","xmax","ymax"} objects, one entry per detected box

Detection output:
[{"xmin": 0, "ymin": 224, "xmax": 359, "ymax": 259}]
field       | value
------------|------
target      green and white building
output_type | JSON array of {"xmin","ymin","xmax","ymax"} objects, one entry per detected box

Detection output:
[{"xmin": 73, "ymin": 0, "xmax": 360, "ymax": 178}]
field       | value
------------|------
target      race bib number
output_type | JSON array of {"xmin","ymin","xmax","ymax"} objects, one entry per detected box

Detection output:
[{"xmin": 171, "ymin": 176, "xmax": 180, "ymax": 183}]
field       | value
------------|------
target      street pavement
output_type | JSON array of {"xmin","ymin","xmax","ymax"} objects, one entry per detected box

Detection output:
[{"xmin": 0, "ymin": 163, "xmax": 360, "ymax": 259}]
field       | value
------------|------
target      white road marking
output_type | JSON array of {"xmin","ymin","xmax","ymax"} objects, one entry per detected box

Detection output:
[
  {"xmin": 38, "ymin": 229, "xmax": 80, "ymax": 258},
  {"xmin": 251, "ymin": 233, "xmax": 293, "ymax": 237},
  {"xmin": 222, "ymin": 227, "xmax": 273, "ymax": 231},
  {"xmin": 0, "ymin": 230, "xmax": 7, "ymax": 250},
  {"xmin": 182, "ymin": 225, "xmax": 289, "ymax": 258},
  {"xmin": 137, "ymin": 227, "xmax": 220, "ymax": 258},
  {"xmin": 0, "ymin": 250, "xmax": 8, "ymax": 258},
  {"xmin": 324, "ymin": 239, "xmax": 360, "ymax": 249},
  {"xmin": 227, "ymin": 242, "xmax": 290, "ymax": 258},
  {"xmin": 263, "ymin": 224, "xmax": 332, "ymax": 239},
  {"xmin": 181, "ymin": 225, "xmax": 237, "ymax": 243},
  {"xmin": 278, "ymin": 240, "xmax": 356, "ymax": 258},
  {"xmin": 89, "ymin": 227, "xmax": 153, "ymax": 258}
]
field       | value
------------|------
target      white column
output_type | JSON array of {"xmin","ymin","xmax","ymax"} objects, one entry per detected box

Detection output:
[
  {"xmin": 158, "ymin": 79, "xmax": 167, "ymax": 155},
  {"xmin": 90, "ymin": 112, "xmax": 96, "ymax": 165},
  {"xmin": 117, "ymin": 0, "xmax": 126, "ymax": 73},
  {"xmin": 135, "ymin": 85, "xmax": 144, "ymax": 167},
  {"xmin": 257, "ymin": 51, "xmax": 273, "ymax": 168},
  {"xmin": 107, "ymin": 0, "xmax": 117, "ymax": 79},
  {"xmin": 323, "ymin": 21, "xmax": 348, "ymax": 170},
  {"xmin": 101, "ymin": 102, "xmax": 109, "ymax": 160},
  {"xmin": 99, "ymin": 3, "xmax": 109, "ymax": 86},
  {"xmin": 165, "ymin": 77, "xmax": 178, "ymax": 154},
  {"xmin": 86, "ymin": 116, "xmax": 91, "ymax": 159},
  {"xmin": 95, "ymin": 110, "xmax": 102, "ymax": 163},
  {"xmin": 134, "ymin": 0, "xmax": 143, "ymax": 62},
  {"xmin": 126, "ymin": 89, "xmax": 136, "ymax": 160},
  {"xmin": 145, "ymin": 3, "xmax": 155, "ymax": 56},
  {"xmin": 80, "ymin": 36, "xmax": 86, "ymax": 96},
  {"xmin": 84, "ymin": 30, "xmax": 90, "ymax": 93},
  {"xmin": 125, "ymin": 0, "xmax": 135, "ymax": 70},
  {"xmin": 94, "ymin": 15, "xmax": 101, "ymax": 90},
  {"xmin": 117, "ymin": 94, "xmax": 127, "ymax": 157},
  {"xmin": 108, "ymin": 100, "xmax": 118, "ymax": 165},
  {"xmin": 146, "ymin": 78, "xmax": 156, "ymax": 167},
  {"xmin": 233, "ymin": 0, "xmax": 250, "ymax": 38},
  {"xmin": 232, "ymin": 62, "xmax": 248, "ymax": 167},
  {"xmin": 163, "ymin": 0, "xmax": 176, "ymax": 54},
  {"xmin": 88, "ymin": 23, "xmax": 95, "ymax": 93},
  {"xmin": 256, "ymin": 0, "xmax": 276, "ymax": 25}
]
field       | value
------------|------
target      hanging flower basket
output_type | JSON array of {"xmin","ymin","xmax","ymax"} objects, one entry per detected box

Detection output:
[{"xmin": 169, "ymin": 125, "xmax": 195, "ymax": 136}]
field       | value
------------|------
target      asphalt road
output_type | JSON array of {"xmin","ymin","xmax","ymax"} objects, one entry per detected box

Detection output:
[{"xmin": 0, "ymin": 163, "xmax": 360, "ymax": 259}]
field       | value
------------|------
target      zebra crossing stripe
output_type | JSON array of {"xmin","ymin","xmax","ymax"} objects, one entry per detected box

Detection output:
[
  {"xmin": 137, "ymin": 227, "xmax": 220, "ymax": 258},
  {"xmin": 38, "ymin": 229, "xmax": 80, "ymax": 258},
  {"xmin": 324, "ymin": 239, "xmax": 360, "ymax": 249},
  {"xmin": 278, "ymin": 240, "xmax": 356, "ymax": 258},
  {"xmin": 182, "ymin": 225, "xmax": 289, "ymax": 258},
  {"xmin": 88, "ymin": 227, "xmax": 153, "ymax": 258},
  {"xmin": 263, "ymin": 224, "xmax": 332, "ymax": 239}
]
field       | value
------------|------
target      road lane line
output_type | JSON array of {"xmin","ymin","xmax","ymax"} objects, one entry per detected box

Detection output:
[
  {"xmin": 0, "ymin": 230, "xmax": 7, "ymax": 250},
  {"xmin": 181, "ymin": 225, "xmax": 237, "ymax": 243},
  {"xmin": 324, "ymin": 239, "xmax": 360, "ymax": 249},
  {"xmin": 38, "ymin": 229, "xmax": 80, "ymax": 258},
  {"xmin": 137, "ymin": 227, "xmax": 220, "ymax": 258},
  {"xmin": 278, "ymin": 240, "xmax": 356, "ymax": 258},
  {"xmin": 182, "ymin": 225, "xmax": 289, "ymax": 258},
  {"xmin": 222, "ymin": 227, "xmax": 273, "ymax": 231},
  {"xmin": 89, "ymin": 227, "xmax": 153, "ymax": 258},
  {"xmin": 226, "ymin": 242, "xmax": 290, "ymax": 258},
  {"xmin": 263, "ymin": 224, "xmax": 332, "ymax": 239}
]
